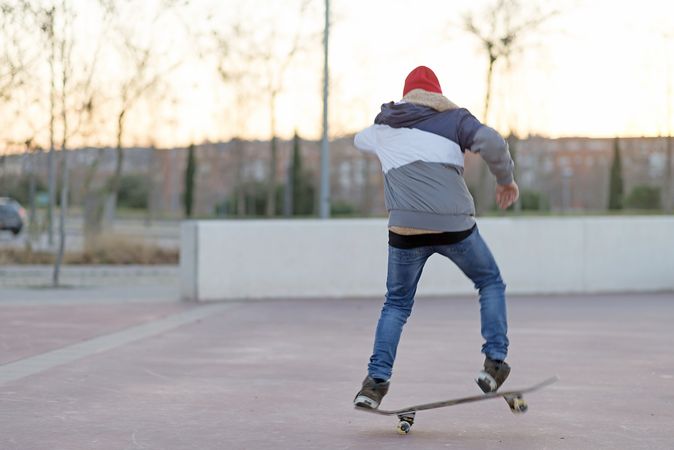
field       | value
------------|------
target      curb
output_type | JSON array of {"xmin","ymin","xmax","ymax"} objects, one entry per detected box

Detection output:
[{"xmin": 0, "ymin": 265, "xmax": 179, "ymax": 287}]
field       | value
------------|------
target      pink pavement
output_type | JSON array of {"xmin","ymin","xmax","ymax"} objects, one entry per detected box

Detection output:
[{"xmin": 1, "ymin": 289, "xmax": 673, "ymax": 449}]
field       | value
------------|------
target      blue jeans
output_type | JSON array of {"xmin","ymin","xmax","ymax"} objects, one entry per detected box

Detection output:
[{"xmin": 367, "ymin": 226, "xmax": 509, "ymax": 381}]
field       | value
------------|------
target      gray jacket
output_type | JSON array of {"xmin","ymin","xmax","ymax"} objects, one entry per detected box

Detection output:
[{"xmin": 354, "ymin": 100, "xmax": 514, "ymax": 232}]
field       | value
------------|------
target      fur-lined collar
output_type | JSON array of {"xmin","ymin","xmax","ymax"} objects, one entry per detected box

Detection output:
[{"xmin": 402, "ymin": 89, "xmax": 459, "ymax": 112}]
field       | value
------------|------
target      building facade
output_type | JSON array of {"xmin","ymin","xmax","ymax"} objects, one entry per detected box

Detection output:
[{"xmin": 1, "ymin": 136, "xmax": 671, "ymax": 216}]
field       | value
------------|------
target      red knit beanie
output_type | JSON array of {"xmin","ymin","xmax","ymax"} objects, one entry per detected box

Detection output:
[{"xmin": 403, "ymin": 66, "xmax": 442, "ymax": 97}]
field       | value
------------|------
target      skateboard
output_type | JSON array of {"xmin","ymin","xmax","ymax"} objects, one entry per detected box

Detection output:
[{"xmin": 355, "ymin": 376, "xmax": 558, "ymax": 435}]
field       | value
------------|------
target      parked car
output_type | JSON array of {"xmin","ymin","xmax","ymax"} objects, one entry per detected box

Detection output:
[{"xmin": 0, "ymin": 197, "xmax": 26, "ymax": 235}]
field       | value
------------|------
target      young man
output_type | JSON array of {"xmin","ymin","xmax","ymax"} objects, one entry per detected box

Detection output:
[{"xmin": 353, "ymin": 66, "xmax": 519, "ymax": 409}]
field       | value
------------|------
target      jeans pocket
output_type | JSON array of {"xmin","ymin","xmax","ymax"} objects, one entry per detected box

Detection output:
[
  {"xmin": 389, "ymin": 245, "xmax": 426, "ymax": 263},
  {"xmin": 442, "ymin": 241, "xmax": 468, "ymax": 256}
]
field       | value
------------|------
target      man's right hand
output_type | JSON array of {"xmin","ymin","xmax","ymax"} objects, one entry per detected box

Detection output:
[{"xmin": 496, "ymin": 182, "xmax": 519, "ymax": 210}]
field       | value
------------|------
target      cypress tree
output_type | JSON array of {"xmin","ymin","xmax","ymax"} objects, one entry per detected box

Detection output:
[
  {"xmin": 291, "ymin": 131, "xmax": 302, "ymax": 215},
  {"xmin": 184, "ymin": 144, "xmax": 197, "ymax": 217},
  {"xmin": 608, "ymin": 137, "xmax": 624, "ymax": 210}
]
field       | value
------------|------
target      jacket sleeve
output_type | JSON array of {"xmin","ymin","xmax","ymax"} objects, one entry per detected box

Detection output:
[
  {"xmin": 468, "ymin": 125, "xmax": 515, "ymax": 186},
  {"xmin": 354, "ymin": 126, "xmax": 377, "ymax": 154}
]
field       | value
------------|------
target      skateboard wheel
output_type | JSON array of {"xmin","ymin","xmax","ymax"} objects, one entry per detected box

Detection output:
[
  {"xmin": 511, "ymin": 397, "xmax": 528, "ymax": 414},
  {"xmin": 396, "ymin": 420, "xmax": 412, "ymax": 435}
]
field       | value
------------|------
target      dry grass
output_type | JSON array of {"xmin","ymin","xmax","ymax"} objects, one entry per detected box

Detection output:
[
  {"xmin": 0, "ymin": 248, "xmax": 55, "ymax": 265},
  {"xmin": 0, "ymin": 234, "xmax": 178, "ymax": 265}
]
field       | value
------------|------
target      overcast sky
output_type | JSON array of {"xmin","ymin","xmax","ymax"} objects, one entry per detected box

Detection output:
[
  {"xmin": 2, "ymin": 0, "xmax": 673, "ymax": 150},
  {"xmin": 163, "ymin": 0, "xmax": 674, "ymax": 145}
]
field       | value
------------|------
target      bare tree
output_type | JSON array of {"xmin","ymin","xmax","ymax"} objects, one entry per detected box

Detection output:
[
  {"xmin": 461, "ymin": 0, "xmax": 556, "ymax": 213},
  {"xmin": 52, "ymin": 0, "xmax": 73, "ymax": 286},
  {"xmin": 40, "ymin": 5, "xmax": 59, "ymax": 249},
  {"xmin": 0, "ymin": 2, "xmax": 33, "ymax": 102},
  {"xmin": 209, "ymin": 0, "xmax": 315, "ymax": 217},
  {"xmin": 211, "ymin": 17, "xmax": 263, "ymax": 217},
  {"xmin": 13, "ymin": 115, "xmax": 48, "ymax": 249},
  {"xmin": 260, "ymin": 0, "xmax": 311, "ymax": 217},
  {"xmin": 23, "ymin": 0, "xmax": 107, "ymax": 284},
  {"xmin": 4, "ymin": 0, "xmax": 70, "ymax": 251},
  {"xmin": 79, "ymin": 0, "xmax": 186, "ymax": 243},
  {"xmin": 463, "ymin": 0, "xmax": 556, "ymax": 123},
  {"xmin": 45, "ymin": 0, "xmax": 97, "ymax": 285},
  {"xmin": 24, "ymin": 140, "xmax": 39, "ymax": 244},
  {"xmin": 1, "ymin": 1, "xmax": 60, "ymax": 248},
  {"xmin": 1, "ymin": 1, "xmax": 44, "ymax": 245},
  {"xmin": 108, "ymin": 36, "xmax": 179, "ymax": 222}
]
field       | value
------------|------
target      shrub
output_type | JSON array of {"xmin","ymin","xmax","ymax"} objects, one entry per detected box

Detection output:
[
  {"xmin": 625, "ymin": 185, "xmax": 661, "ymax": 210},
  {"xmin": 331, "ymin": 201, "xmax": 357, "ymax": 216},
  {"xmin": 0, "ymin": 174, "xmax": 47, "ymax": 206},
  {"xmin": 520, "ymin": 190, "xmax": 549, "ymax": 211},
  {"xmin": 117, "ymin": 175, "xmax": 149, "ymax": 210}
]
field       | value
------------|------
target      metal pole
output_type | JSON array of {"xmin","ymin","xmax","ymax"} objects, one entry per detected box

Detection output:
[
  {"xmin": 319, "ymin": 0, "xmax": 330, "ymax": 218},
  {"xmin": 665, "ymin": 33, "xmax": 673, "ymax": 213},
  {"xmin": 53, "ymin": 145, "xmax": 68, "ymax": 286},
  {"xmin": 47, "ymin": 7, "xmax": 56, "ymax": 246}
]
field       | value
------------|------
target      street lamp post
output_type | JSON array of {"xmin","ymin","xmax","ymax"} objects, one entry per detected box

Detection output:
[
  {"xmin": 319, "ymin": 0, "xmax": 330, "ymax": 218},
  {"xmin": 664, "ymin": 33, "xmax": 673, "ymax": 213}
]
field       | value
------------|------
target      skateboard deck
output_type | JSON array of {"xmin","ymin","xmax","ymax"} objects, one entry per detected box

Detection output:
[{"xmin": 355, "ymin": 376, "xmax": 558, "ymax": 434}]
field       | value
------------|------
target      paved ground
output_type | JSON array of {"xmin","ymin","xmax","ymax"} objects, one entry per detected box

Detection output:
[{"xmin": 0, "ymin": 287, "xmax": 673, "ymax": 450}]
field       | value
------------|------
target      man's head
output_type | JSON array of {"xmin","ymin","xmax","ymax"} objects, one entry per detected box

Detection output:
[{"xmin": 403, "ymin": 66, "xmax": 442, "ymax": 97}]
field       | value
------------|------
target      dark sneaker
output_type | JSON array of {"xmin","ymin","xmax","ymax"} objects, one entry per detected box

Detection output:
[
  {"xmin": 353, "ymin": 375, "xmax": 390, "ymax": 409},
  {"xmin": 476, "ymin": 357, "xmax": 511, "ymax": 393}
]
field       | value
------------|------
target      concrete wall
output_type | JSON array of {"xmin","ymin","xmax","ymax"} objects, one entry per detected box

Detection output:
[{"xmin": 180, "ymin": 217, "xmax": 674, "ymax": 301}]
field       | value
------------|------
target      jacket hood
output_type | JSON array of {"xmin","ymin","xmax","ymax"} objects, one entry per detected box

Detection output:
[
  {"xmin": 375, "ymin": 101, "xmax": 438, "ymax": 128},
  {"xmin": 375, "ymin": 89, "xmax": 460, "ymax": 128}
]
